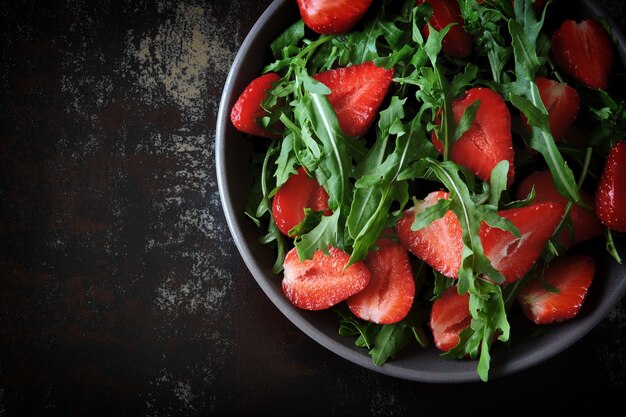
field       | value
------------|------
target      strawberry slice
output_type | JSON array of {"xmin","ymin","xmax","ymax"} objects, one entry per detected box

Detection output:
[
  {"xmin": 282, "ymin": 246, "xmax": 370, "ymax": 310},
  {"xmin": 296, "ymin": 0, "xmax": 373, "ymax": 35},
  {"xmin": 347, "ymin": 238, "xmax": 416, "ymax": 324},
  {"xmin": 521, "ymin": 77, "xmax": 580, "ymax": 141},
  {"xmin": 517, "ymin": 254, "xmax": 595, "ymax": 324},
  {"xmin": 515, "ymin": 170, "xmax": 602, "ymax": 247},
  {"xmin": 481, "ymin": 202, "xmax": 565, "ymax": 284},
  {"xmin": 432, "ymin": 87, "xmax": 515, "ymax": 185},
  {"xmin": 312, "ymin": 61, "xmax": 393, "ymax": 138},
  {"xmin": 230, "ymin": 72, "xmax": 281, "ymax": 138},
  {"xmin": 417, "ymin": 0, "xmax": 474, "ymax": 58},
  {"xmin": 595, "ymin": 141, "xmax": 626, "ymax": 232},
  {"xmin": 396, "ymin": 191, "xmax": 463, "ymax": 278},
  {"xmin": 430, "ymin": 285, "xmax": 471, "ymax": 352},
  {"xmin": 272, "ymin": 167, "xmax": 332, "ymax": 237},
  {"xmin": 551, "ymin": 19, "xmax": 614, "ymax": 90}
]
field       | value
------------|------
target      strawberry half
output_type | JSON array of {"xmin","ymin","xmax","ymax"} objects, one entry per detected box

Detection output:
[
  {"xmin": 282, "ymin": 246, "xmax": 370, "ymax": 311},
  {"xmin": 595, "ymin": 141, "xmax": 626, "ymax": 232},
  {"xmin": 312, "ymin": 61, "xmax": 393, "ymax": 138},
  {"xmin": 551, "ymin": 19, "xmax": 614, "ymax": 90},
  {"xmin": 515, "ymin": 170, "xmax": 602, "ymax": 247},
  {"xmin": 432, "ymin": 87, "xmax": 515, "ymax": 185},
  {"xmin": 296, "ymin": 0, "xmax": 373, "ymax": 35},
  {"xmin": 272, "ymin": 167, "xmax": 331, "ymax": 237},
  {"xmin": 230, "ymin": 72, "xmax": 281, "ymax": 138},
  {"xmin": 347, "ymin": 238, "xmax": 416, "ymax": 324},
  {"xmin": 481, "ymin": 202, "xmax": 564, "ymax": 284},
  {"xmin": 521, "ymin": 77, "xmax": 580, "ymax": 141},
  {"xmin": 396, "ymin": 191, "xmax": 463, "ymax": 278},
  {"xmin": 430, "ymin": 285, "xmax": 471, "ymax": 352},
  {"xmin": 517, "ymin": 254, "xmax": 595, "ymax": 324},
  {"xmin": 417, "ymin": 0, "xmax": 474, "ymax": 58}
]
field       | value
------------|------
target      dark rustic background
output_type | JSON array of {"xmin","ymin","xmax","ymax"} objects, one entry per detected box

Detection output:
[{"xmin": 1, "ymin": 0, "xmax": 625, "ymax": 416}]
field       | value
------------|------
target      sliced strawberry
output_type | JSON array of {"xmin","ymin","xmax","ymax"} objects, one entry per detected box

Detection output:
[
  {"xmin": 432, "ymin": 87, "xmax": 515, "ymax": 185},
  {"xmin": 296, "ymin": 0, "xmax": 373, "ymax": 34},
  {"xmin": 396, "ymin": 191, "xmax": 463, "ymax": 278},
  {"xmin": 230, "ymin": 72, "xmax": 281, "ymax": 138},
  {"xmin": 272, "ymin": 167, "xmax": 331, "ymax": 237},
  {"xmin": 595, "ymin": 141, "xmax": 626, "ymax": 232},
  {"xmin": 417, "ymin": 0, "xmax": 474, "ymax": 58},
  {"xmin": 430, "ymin": 285, "xmax": 471, "ymax": 352},
  {"xmin": 517, "ymin": 254, "xmax": 595, "ymax": 324},
  {"xmin": 347, "ymin": 238, "xmax": 415, "ymax": 324},
  {"xmin": 312, "ymin": 61, "xmax": 393, "ymax": 138},
  {"xmin": 282, "ymin": 246, "xmax": 370, "ymax": 310},
  {"xmin": 551, "ymin": 19, "xmax": 614, "ymax": 90},
  {"xmin": 521, "ymin": 77, "xmax": 580, "ymax": 141},
  {"xmin": 515, "ymin": 170, "xmax": 602, "ymax": 247},
  {"xmin": 481, "ymin": 202, "xmax": 565, "ymax": 284}
]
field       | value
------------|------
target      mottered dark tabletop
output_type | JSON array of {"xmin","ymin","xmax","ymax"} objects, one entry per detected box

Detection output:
[{"xmin": 1, "ymin": 0, "xmax": 626, "ymax": 416}]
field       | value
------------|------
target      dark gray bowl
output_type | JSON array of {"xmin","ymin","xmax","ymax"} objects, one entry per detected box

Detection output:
[{"xmin": 216, "ymin": 0, "xmax": 626, "ymax": 383}]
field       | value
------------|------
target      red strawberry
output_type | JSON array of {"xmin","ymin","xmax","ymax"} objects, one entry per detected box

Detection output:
[
  {"xmin": 396, "ymin": 191, "xmax": 463, "ymax": 278},
  {"xmin": 551, "ymin": 19, "xmax": 614, "ymax": 90},
  {"xmin": 430, "ymin": 285, "xmax": 471, "ymax": 352},
  {"xmin": 312, "ymin": 61, "xmax": 393, "ymax": 137},
  {"xmin": 517, "ymin": 254, "xmax": 595, "ymax": 324},
  {"xmin": 521, "ymin": 77, "xmax": 580, "ymax": 141},
  {"xmin": 347, "ymin": 238, "xmax": 416, "ymax": 324},
  {"xmin": 417, "ymin": 0, "xmax": 474, "ymax": 58},
  {"xmin": 481, "ymin": 202, "xmax": 564, "ymax": 284},
  {"xmin": 432, "ymin": 87, "xmax": 515, "ymax": 185},
  {"xmin": 272, "ymin": 167, "xmax": 331, "ymax": 237},
  {"xmin": 282, "ymin": 246, "xmax": 370, "ymax": 310},
  {"xmin": 515, "ymin": 170, "xmax": 602, "ymax": 247},
  {"xmin": 230, "ymin": 72, "xmax": 281, "ymax": 138},
  {"xmin": 397, "ymin": 194, "xmax": 562, "ymax": 283},
  {"xmin": 296, "ymin": 0, "xmax": 373, "ymax": 35},
  {"xmin": 595, "ymin": 141, "xmax": 626, "ymax": 232}
]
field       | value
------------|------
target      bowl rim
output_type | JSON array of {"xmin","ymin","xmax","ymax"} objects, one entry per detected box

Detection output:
[{"xmin": 216, "ymin": 0, "xmax": 626, "ymax": 383}]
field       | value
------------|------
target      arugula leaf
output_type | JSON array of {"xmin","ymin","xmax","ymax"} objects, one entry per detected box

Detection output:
[
  {"xmin": 506, "ymin": 2, "xmax": 582, "ymax": 205},
  {"xmin": 335, "ymin": 307, "xmax": 379, "ymax": 349},
  {"xmin": 369, "ymin": 323, "xmax": 414, "ymax": 365},
  {"xmin": 347, "ymin": 97, "xmax": 433, "ymax": 263},
  {"xmin": 270, "ymin": 20, "xmax": 305, "ymax": 59}
]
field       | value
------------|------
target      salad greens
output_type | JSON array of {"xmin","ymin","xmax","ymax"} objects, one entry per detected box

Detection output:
[{"xmin": 244, "ymin": 0, "xmax": 624, "ymax": 381}]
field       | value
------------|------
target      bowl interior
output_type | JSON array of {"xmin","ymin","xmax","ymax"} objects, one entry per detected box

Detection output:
[{"xmin": 216, "ymin": 0, "xmax": 626, "ymax": 383}]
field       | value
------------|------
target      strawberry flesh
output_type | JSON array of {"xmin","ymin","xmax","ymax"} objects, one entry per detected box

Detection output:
[
  {"xmin": 595, "ymin": 141, "xmax": 626, "ymax": 232},
  {"xmin": 312, "ymin": 61, "xmax": 393, "ymax": 138},
  {"xmin": 272, "ymin": 167, "xmax": 331, "ymax": 237},
  {"xmin": 551, "ymin": 19, "xmax": 614, "ymax": 90},
  {"xmin": 432, "ymin": 87, "xmax": 515, "ymax": 185},
  {"xmin": 481, "ymin": 202, "xmax": 564, "ymax": 284},
  {"xmin": 516, "ymin": 170, "xmax": 602, "ymax": 247},
  {"xmin": 230, "ymin": 72, "xmax": 281, "ymax": 138},
  {"xmin": 517, "ymin": 255, "xmax": 595, "ymax": 324},
  {"xmin": 282, "ymin": 246, "xmax": 370, "ymax": 311},
  {"xmin": 396, "ymin": 191, "xmax": 463, "ymax": 278},
  {"xmin": 418, "ymin": 0, "xmax": 474, "ymax": 58},
  {"xmin": 521, "ymin": 77, "xmax": 580, "ymax": 141},
  {"xmin": 430, "ymin": 286, "xmax": 471, "ymax": 352},
  {"xmin": 296, "ymin": 0, "xmax": 373, "ymax": 34},
  {"xmin": 347, "ymin": 238, "xmax": 415, "ymax": 324}
]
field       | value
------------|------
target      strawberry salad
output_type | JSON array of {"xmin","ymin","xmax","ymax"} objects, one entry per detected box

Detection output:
[{"xmin": 229, "ymin": 0, "xmax": 626, "ymax": 381}]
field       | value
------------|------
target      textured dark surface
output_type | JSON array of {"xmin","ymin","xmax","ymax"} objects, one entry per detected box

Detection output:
[{"xmin": 1, "ymin": 0, "xmax": 625, "ymax": 416}]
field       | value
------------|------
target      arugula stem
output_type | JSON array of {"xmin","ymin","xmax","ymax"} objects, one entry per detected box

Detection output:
[
  {"xmin": 548, "ymin": 146, "xmax": 593, "ymax": 257},
  {"xmin": 433, "ymin": 62, "xmax": 456, "ymax": 161}
]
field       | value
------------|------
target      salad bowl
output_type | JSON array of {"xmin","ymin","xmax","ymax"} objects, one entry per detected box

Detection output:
[{"xmin": 216, "ymin": 0, "xmax": 626, "ymax": 383}]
